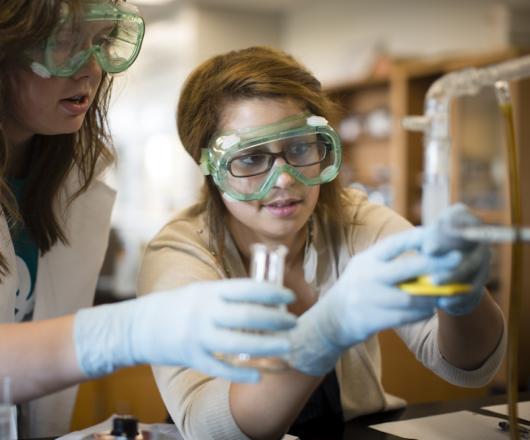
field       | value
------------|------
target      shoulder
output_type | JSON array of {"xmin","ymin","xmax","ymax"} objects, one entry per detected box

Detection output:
[
  {"xmin": 138, "ymin": 204, "xmax": 224, "ymax": 295},
  {"xmin": 61, "ymin": 163, "xmax": 116, "ymax": 208},
  {"xmin": 340, "ymin": 188, "xmax": 412, "ymax": 254},
  {"xmin": 147, "ymin": 204, "xmax": 209, "ymax": 254}
]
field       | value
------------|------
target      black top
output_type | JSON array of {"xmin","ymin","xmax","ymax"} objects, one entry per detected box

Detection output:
[{"xmin": 288, "ymin": 370, "xmax": 343, "ymax": 438}]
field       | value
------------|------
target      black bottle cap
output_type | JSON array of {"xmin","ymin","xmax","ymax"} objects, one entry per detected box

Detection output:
[{"xmin": 110, "ymin": 415, "xmax": 138, "ymax": 438}]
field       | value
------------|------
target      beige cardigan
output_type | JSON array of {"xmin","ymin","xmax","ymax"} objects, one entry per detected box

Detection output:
[{"xmin": 138, "ymin": 189, "xmax": 505, "ymax": 440}]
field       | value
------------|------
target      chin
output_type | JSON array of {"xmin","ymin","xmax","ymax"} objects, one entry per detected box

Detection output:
[
  {"xmin": 264, "ymin": 221, "xmax": 305, "ymax": 239},
  {"xmin": 60, "ymin": 121, "xmax": 84, "ymax": 134}
]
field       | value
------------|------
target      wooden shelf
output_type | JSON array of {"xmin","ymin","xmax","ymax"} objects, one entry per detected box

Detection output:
[{"xmin": 325, "ymin": 48, "xmax": 530, "ymax": 401}]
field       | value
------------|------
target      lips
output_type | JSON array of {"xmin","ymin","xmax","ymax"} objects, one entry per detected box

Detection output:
[
  {"xmin": 64, "ymin": 94, "xmax": 88, "ymax": 104},
  {"xmin": 59, "ymin": 93, "xmax": 90, "ymax": 115},
  {"xmin": 262, "ymin": 198, "xmax": 302, "ymax": 218},
  {"xmin": 264, "ymin": 198, "xmax": 301, "ymax": 208}
]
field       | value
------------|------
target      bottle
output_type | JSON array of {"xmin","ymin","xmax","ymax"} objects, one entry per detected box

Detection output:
[
  {"xmin": 0, "ymin": 377, "xmax": 17, "ymax": 440},
  {"xmin": 93, "ymin": 415, "xmax": 139, "ymax": 440},
  {"xmin": 217, "ymin": 243, "xmax": 290, "ymax": 372}
]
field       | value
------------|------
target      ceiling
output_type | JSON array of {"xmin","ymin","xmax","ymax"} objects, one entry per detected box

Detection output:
[
  {"xmin": 136, "ymin": 0, "xmax": 530, "ymax": 26},
  {"xmin": 136, "ymin": 0, "xmax": 313, "ymax": 21}
]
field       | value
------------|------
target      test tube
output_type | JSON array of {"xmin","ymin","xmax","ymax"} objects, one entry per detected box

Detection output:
[
  {"xmin": 219, "ymin": 243, "xmax": 290, "ymax": 372},
  {"xmin": 0, "ymin": 377, "xmax": 17, "ymax": 440}
]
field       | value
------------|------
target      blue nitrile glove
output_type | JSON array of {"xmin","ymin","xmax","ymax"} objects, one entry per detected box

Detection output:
[
  {"xmin": 286, "ymin": 227, "xmax": 462, "ymax": 377},
  {"xmin": 422, "ymin": 204, "xmax": 491, "ymax": 316},
  {"xmin": 74, "ymin": 279, "xmax": 296, "ymax": 383}
]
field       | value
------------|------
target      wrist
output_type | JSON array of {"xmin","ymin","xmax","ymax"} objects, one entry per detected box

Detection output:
[
  {"xmin": 286, "ymin": 300, "xmax": 343, "ymax": 376},
  {"xmin": 74, "ymin": 300, "xmax": 137, "ymax": 378}
]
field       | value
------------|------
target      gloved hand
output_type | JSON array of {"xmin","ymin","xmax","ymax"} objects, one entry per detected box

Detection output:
[
  {"xmin": 286, "ymin": 227, "xmax": 462, "ymax": 377},
  {"xmin": 422, "ymin": 204, "xmax": 491, "ymax": 316},
  {"xmin": 74, "ymin": 279, "xmax": 296, "ymax": 383}
]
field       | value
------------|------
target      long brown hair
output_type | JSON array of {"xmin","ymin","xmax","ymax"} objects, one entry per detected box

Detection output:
[
  {"xmin": 0, "ymin": 0, "xmax": 115, "ymax": 277},
  {"xmin": 177, "ymin": 46, "xmax": 347, "ymax": 257}
]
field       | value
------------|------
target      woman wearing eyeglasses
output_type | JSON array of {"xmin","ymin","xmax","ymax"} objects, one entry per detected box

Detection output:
[{"xmin": 138, "ymin": 46, "xmax": 505, "ymax": 440}]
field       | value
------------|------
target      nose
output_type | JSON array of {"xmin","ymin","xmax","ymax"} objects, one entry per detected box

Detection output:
[
  {"xmin": 273, "ymin": 162, "xmax": 296, "ymax": 189},
  {"xmin": 71, "ymin": 50, "xmax": 103, "ymax": 81}
]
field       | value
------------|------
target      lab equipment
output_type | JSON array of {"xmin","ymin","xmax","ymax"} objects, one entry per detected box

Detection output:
[
  {"xmin": 27, "ymin": 1, "xmax": 145, "ymax": 78},
  {"xmin": 421, "ymin": 204, "xmax": 490, "ymax": 316},
  {"xmin": 0, "ymin": 377, "xmax": 17, "ymax": 440},
  {"xmin": 92, "ymin": 415, "xmax": 139, "ymax": 439},
  {"xmin": 74, "ymin": 279, "xmax": 295, "ymax": 383},
  {"xmin": 200, "ymin": 112, "xmax": 342, "ymax": 201},
  {"xmin": 402, "ymin": 55, "xmax": 530, "ymax": 225},
  {"xmin": 286, "ymin": 227, "xmax": 460, "ymax": 377},
  {"xmin": 216, "ymin": 243, "xmax": 290, "ymax": 372},
  {"xmin": 403, "ymin": 55, "xmax": 530, "ymax": 439},
  {"xmin": 498, "ymin": 421, "xmax": 530, "ymax": 439},
  {"xmin": 399, "ymin": 275, "xmax": 471, "ymax": 296},
  {"xmin": 453, "ymin": 225, "xmax": 530, "ymax": 243}
]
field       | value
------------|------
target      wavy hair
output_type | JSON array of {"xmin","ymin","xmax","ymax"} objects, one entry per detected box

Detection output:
[
  {"xmin": 177, "ymin": 46, "xmax": 347, "ymax": 258},
  {"xmin": 0, "ymin": 0, "xmax": 116, "ymax": 277}
]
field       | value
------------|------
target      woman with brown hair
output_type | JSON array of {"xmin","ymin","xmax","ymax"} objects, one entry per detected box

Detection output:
[
  {"xmin": 0, "ymin": 4, "xmax": 296, "ymax": 437},
  {"xmin": 138, "ymin": 46, "xmax": 505, "ymax": 439}
]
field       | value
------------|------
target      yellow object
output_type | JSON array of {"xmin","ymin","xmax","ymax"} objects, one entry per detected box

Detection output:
[{"xmin": 399, "ymin": 276, "xmax": 472, "ymax": 296}]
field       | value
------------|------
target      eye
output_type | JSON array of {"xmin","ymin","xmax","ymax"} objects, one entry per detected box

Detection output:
[
  {"xmin": 94, "ymin": 25, "xmax": 117, "ymax": 46},
  {"xmin": 51, "ymin": 32, "xmax": 75, "ymax": 51},
  {"xmin": 287, "ymin": 141, "xmax": 313, "ymax": 156},
  {"xmin": 235, "ymin": 153, "xmax": 268, "ymax": 167},
  {"xmin": 229, "ymin": 152, "xmax": 271, "ymax": 177}
]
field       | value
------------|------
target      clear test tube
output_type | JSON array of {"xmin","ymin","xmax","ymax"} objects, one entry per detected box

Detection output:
[
  {"xmin": 250, "ymin": 243, "xmax": 287, "ymax": 288},
  {"xmin": 220, "ymin": 243, "xmax": 290, "ymax": 372},
  {"xmin": 0, "ymin": 377, "xmax": 17, "ymax": 440}
]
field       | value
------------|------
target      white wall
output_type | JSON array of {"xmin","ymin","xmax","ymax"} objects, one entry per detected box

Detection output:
[
  {"xmin": 282, "ymin": 0, "xmax": 517, "ymax": 84},
  {"xmin": 195, "ymin": 4, "xmax": 282, "ymax": 62}
]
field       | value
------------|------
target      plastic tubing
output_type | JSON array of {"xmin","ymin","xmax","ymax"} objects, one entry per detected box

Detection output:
[{"xmin": 495, "ymin": 80, "xmax": 522, "ymax": 440}]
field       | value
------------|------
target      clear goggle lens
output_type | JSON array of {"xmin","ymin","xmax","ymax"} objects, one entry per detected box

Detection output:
[
  {"xmin": 29, "ymin": 2, "xmax": 144, "ymax": 77},
  {"xmin": 224, "ymin": 134, "xmax": 335, "ymax": 197},
  {"xmin": 201, "ymin": 113, "xmax": 342, "ymax": 201}
]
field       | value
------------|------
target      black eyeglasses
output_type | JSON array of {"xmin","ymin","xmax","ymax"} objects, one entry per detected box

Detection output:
[{"xmin": 228, "ymin": 139, "xmax": 331, "ymax": 178}]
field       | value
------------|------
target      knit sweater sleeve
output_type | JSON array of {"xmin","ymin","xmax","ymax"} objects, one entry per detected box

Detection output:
[
  {"xmin": 395, "ymin": 313, "xmax": 506, "ymax": 387},
  {"xmin": 342, "ymin": 190, "xmax": 506, "ymax": 388},
  {"xmin": 137, "ymin": 212, "xmax": 250, "ymax": 440}
]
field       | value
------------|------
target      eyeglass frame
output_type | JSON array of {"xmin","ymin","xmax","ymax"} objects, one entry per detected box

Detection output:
[{"xmin": 227, "ymin": 137, "xmax": 332, "ymax": 178}]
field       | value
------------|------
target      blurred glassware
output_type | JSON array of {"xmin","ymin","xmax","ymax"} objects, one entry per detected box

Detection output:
[
  {"xmin": 0, "ymin": 377, "xmax": 17, "ymax": 440},
  {"xmin": 218, "ymin": 243, "xmax": 290, "ymax": 372},
  {"xmin": 338, "ymin": 107, "xmax": 391, "ymax": 142}
]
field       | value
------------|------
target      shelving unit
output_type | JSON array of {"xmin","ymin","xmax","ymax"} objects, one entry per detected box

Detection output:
[{"xmin": 325, "ymin": 48, "xmax": 530, "ymax": 402}]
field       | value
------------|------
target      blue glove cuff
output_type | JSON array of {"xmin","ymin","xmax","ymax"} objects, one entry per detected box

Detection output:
[
  {"xmin": 285, "ymin": 306, "xmax": 343, "ymax": 377},
  {"xmin": 74, "ymin": 301, "xmax": 137, "ymax": 378}
]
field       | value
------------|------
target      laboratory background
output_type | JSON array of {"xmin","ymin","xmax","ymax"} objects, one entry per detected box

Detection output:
[{"xmin": 76, "ymin": 0, "xmax": 530, "ymax": 430}]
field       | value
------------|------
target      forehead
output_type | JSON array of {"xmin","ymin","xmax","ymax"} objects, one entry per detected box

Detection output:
[
  {"xmin": 54, "ymin": 2, "xmax": 120, "ymax": 30},
  {"xmin": 219, "ymin": 98, "xmax": 305, "ymax": 133},
  {"xmin": 55, "ymin": 18, "xmax": 116, "ymax": 35}
]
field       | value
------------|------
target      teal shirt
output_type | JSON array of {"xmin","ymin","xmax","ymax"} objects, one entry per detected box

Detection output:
[{"xmin": 8, "ymin": 180, "xmax": 39, "ymax": 322}]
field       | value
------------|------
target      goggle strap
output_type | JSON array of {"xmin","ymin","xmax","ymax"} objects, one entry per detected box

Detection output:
[
  {"xmin": 30, "ymin": 62, "xmax": 52, "ymax": 79},
  {"xmin": 306, "ymin": 115, "xmax": 328, "ymax": 127},
  {"xmin": 199, "ymin": 149, "xmax": 211, "ymax": 175}
]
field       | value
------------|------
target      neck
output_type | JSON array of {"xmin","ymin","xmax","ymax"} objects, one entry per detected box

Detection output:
[
  {"xmin": 3, "ymin": 120, "xmax": 34, "ymax": 179},
  {"xmin": 229, "ymin": 218, "xmax": 308, "ymax": 270}
]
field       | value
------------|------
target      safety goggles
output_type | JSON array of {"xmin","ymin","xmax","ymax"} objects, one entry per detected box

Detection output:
[
  {"xmin": 28, "ymin": 1, "xmax": 144, "ymax": 78},
  {"xmin": 200, "ymin": 112, "xmax": 342, "ymax": 201}
]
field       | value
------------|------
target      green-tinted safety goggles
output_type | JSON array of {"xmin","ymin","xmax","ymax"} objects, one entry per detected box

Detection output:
[
  {"xmin": 28, "ymin": 1, "xmax": 145, "ymax": 78},
  {"xmin": 200, "ymin": 112, "xmax": 342, "ymax": 201}
]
